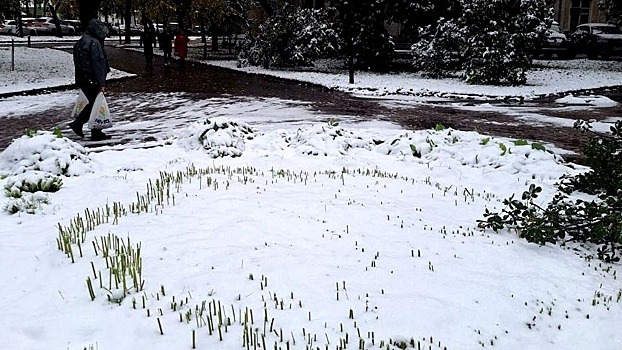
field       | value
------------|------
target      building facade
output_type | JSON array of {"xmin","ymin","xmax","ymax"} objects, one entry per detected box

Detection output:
[{"xmin": 555, "ymin": 0, "xmax": 607, "ymax": 31}]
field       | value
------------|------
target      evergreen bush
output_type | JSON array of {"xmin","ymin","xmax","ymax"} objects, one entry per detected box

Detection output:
[
  {"xmin": 412, "ymin": 0, "xmax": 551, "ymax": 85},
  {"xmin": 478, "ymin": 121, "xmax": 622, "ymax": 262},
  {"xmin": 239, "ymin": 6, "xmax": 339, "ymax": 68}
]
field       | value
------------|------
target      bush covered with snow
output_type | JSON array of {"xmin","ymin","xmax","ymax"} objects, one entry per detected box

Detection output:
[
  {"xmin": 177, "ymin": 117, "xmax": 255, "ymax": 158},
  {"xmin": 239, "ymin": 6, "xmax": 339, "ymax": 68},
  {"xmin": 2, "ymin": 171, "xmax": 62, "ymax": 214},
  {"xmin": 411, "ymin": 20, "xmax": 466, "ymax": 78},
  {"xmin": 280, "ymin": 120, "xmax": 373, "ymax": 156},
  {"xmin": 4, "ymin": 171, "xmax": 63, "ymax": 198},
  {"xmin": 0, "ymin": 130, "xmax": 92, "ymax": 214},
  {"xmin": 0, "ymin": 130, "xmax": 92, "ymax": 177},
  {"xmin": 412, "ymin": 0, "xmax": 551, "ymax": 85}
]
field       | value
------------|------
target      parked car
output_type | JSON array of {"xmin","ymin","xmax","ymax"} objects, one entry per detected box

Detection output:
[
  {"xmin": 0, "ymin": 20, "xmax": 17, "ymax": 35},
  {"xmin": 110, "ymin": 23, "xmax": 143, "ymax": 36},
  {"xmin": 0, "ymin": 18, "xmax": 37, "ymax": 35},
  {"xmin": 32, "ymin": 17, "xmax": 75, "ymax": 35},
  {"xmin": 536, "ymin": 23, "xmax": 574, "ymax": 59},
  {"xmin": 63, "ymin": 19, "xmax": 83, "ymax": 34},
  {"xmin": 156, "ymin": 22, "xmax": 179, "ymax": 34},
  {"xmin": 570, "ymin": 23, "xmax": 622, "ymax": 59}
]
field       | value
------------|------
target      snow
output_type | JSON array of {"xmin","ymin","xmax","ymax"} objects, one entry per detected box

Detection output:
[
  {"xmin": 0, "ymin": 46, "xmax": 134, "ymax": 95},
  {"xmin": 207, "ymin": 59, "xmax": 622, "ymax": 100},
  {"xmin": 0, "ymin": 44, "xmax": 621, "ymax": 350}
]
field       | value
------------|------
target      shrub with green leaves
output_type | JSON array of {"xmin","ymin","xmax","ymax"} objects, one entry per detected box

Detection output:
[
  {"xmin": 239, "ymin": 6, "xmax": 339, "ymax": 68},
  {"xmin": 177, "ymin": 118, "xmax": 255, "ymax": 158},
  {"xmin": 478, "ymin": 120, "xmax": 622, "ymax": 262},
  {"xmin": 4, "ymin": 193, "xmax": 50, "ymax": 214},
  {"xmin": 412, "ymin": 0, "xmax": 551, "ymax": 85},
  {"xmin": 4, "ymin": 171, "xmax": 63, "ymax": 198}
]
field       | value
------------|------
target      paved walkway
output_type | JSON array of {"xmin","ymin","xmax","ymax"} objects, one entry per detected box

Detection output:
[{"xmin": 2, "ymin": 42, "xmax": 622, "ymax": 160}]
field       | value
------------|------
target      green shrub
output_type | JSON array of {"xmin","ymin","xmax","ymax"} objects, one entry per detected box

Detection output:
[
  {"xmin": 478, "ymin": 120, "xmax": 622, "ymax": 262},
  {"xmin": 4, "ymin": 173, "xmax": 63, "ymax": 198}
]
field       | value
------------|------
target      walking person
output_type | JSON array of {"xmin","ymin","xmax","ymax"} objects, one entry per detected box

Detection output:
[
  {"xmin": 142, "ymin": 21, "xmax": 156, "ymax": 69},
  {"xmin": 158, "ymin": 26, "xmax": 174, "ymax": 66},
  {"xmin": 69, "ymin": 18, "xmax": 111, "ymax": 141},
  {"xmin": 174, "ymin": 29, "xmax": 190, "ymax": 69}
]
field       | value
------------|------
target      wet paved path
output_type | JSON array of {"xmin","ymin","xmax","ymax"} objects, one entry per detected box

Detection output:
[{"xmin": 2, "ymin": 42, "xmax": 622, "ymax": 161}]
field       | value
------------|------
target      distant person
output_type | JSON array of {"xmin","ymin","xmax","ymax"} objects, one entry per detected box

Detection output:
[
  {"xmin": 158, "ymin": 26, "xmax": 174, "ymax": 66},
  {"xmin": 174, "ymin": 29, "xmax": 189, "ymax": 69},
  {"xmin": 70, "ymin": 18, "xmax": 111, "ymax": 141},
  {"xmin": 142, "ymin": 22, "xmax": 156, "ymax": 69}
]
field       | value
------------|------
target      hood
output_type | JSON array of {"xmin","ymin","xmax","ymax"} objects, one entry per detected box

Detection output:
[
  {"xmin": 86, "ymin": 19, "xmax": 109, "ymax": 40},
  {"xmin": 595, "ymin": 33, "xmax": 622, "ymax": 40},
  {"xmin": 547, "ymin": 31, "xmax": 567, "ymax": 40}
]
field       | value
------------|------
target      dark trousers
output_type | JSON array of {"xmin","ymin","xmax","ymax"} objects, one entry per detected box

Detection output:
[
  {"xmin": 74, "ymin": 84, "xmax": 100, "ymax": 127},
  {"xmin": 145, "ymin": 46, "xmax": 154, "ymax": 67},
  {"xmin": 163, "ymin": 50, "xmax": 172, "ymax": 63}
]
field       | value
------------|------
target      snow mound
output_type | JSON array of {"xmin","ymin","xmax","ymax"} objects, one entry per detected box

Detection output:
[
  {"xmin": 0, "ymin": 131, "xmax": 91, "ymax": 214},
  {"xmin": 0, "ymin": 131, "xmax": 93, "ymax": 176},
  {"xmin": 281, "ymin": 121, "xmax": 373, "ymax": 156},
  {"xmin": 2, "ymin": 171, "xmax": 61, "ymax": 214},
  {"xmin": 177, "ymin": 117, "xmax": 255, "ymax": 158},
  {"xmin": 555, "ymin": 94, "xmax": 618, "ymax": 107},
  {"xmin": 377, "ymin": 127, "xmax": 566, "ymax": 179},
  {"xmin": 4, "ymin": 171, "xmax": 63, "ymax": 198}
]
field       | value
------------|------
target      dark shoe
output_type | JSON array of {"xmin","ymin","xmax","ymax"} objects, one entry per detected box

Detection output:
[
  {"xmin": 91, "ymin": 129, "xmax": 111, "ymax": 141},
  {"xmin": 69, "ymin": 122, "xmax": 84, "ymax": 138}
]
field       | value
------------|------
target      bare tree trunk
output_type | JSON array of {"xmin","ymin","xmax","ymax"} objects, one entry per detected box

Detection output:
[
  {"xmin": 48, "ymin": 1, "xmax": 63, "ymax": 38},
  {"xmin": 124, "ymin": 0, "xmax": 132, "ymax": 44},
  {"xmin": 211, "ymin": 26, "xmax": 219, "ymax": 51}
]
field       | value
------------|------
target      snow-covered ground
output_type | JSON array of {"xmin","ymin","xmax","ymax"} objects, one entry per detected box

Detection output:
[
  {"xmin": 206, "ymin": 59, "xmax": 622, "ymax": 100},
  {"xmin": 0, "ymin": 44, "xmax": 621, "ymax": 350},
  {"xmin": 0, "ymin": 45, "xmax": 134, "ymax": 95}
]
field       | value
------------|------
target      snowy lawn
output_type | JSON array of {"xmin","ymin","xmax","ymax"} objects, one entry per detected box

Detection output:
[
  {"xmin": 0, "ymin": 46, "xmax": 134, "ymax": 95},
  {"xmin": 205, "ymin": 59, "xmax": 622, "ymax": 100},
  {"xmin": 0, "ymin": 44, "xmax": 621, "ymax": 350}
]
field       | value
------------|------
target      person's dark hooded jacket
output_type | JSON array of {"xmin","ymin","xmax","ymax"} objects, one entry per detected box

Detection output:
[{"xmin": 73, "ymin": 19, "xmax": 110, "ymax": 87}]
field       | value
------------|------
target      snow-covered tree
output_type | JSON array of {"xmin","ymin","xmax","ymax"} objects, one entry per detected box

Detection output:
[
  {"xmin": 464, "ymin": 0, "xmax": 551, "ymax": 85},
  {"xmin": 239, "ymin": 5, "xmax": 339, "ymax": 67},
  {"xmin": 333, "ymin": 0, "xmax": 394, "ymax": 71},
  {"xmin": 385, "ymin": 0, "xmax": 461, "ymax": 42},
  {"xmin": 599, "ymin": 0, "xmax": 622, "ymax": 25},
  {"xmin": 411, "ymin": 19, "xmax": 466, "ymax": 78},
  {"xmin": 412, "ymin": 0, "xmax": 552, "ymax": 86}
]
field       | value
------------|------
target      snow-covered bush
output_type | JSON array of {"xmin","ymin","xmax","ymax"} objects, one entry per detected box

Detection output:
[
  {"xmin": 178, "ymin": 117, "xmax": 254, "ymax": 158},
  {"xmin": 280, "ymin": 120, "xmax": 372, "ymax": 156},
  {"xmin": 4, "ymin": 171, "xmax": 63, "ymax": 198},
  {"xmin": 411, "ymin": 19, "xmax": 466, "ymax": 78},
  {"xmin": 239, "ymin": 6, "xmax": 339, "ymax": 68},
  {"xmin": 461, "ymin": 0, "xmax": 551, "ymax": 85},
  {"xmin": 0, "ymin": 130, "xmax": 91, "ymax": 214},
  {"xmin": 4, "ymin": 192, "xmax": 50, "ymax": 214},
  {"xmin": 2, "ymin": 171, "xmax": 60, "ymax": 214},
  {"xmin": 0, "ymin": 130, "xmax": 93, "ymax": 177},
  {"xmin": 599, "ymin": 0, "xmax": 622, "ymax": 26},
  {"xmin": 411, "ymin": 0, "xmax": 551, "ymax": 85}
]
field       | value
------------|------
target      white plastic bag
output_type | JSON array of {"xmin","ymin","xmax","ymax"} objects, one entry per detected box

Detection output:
[
  {"xmin": 70, "ymin": 90, "xmax": 89, "ymax": 119},
  {"xmin": 88, "ymin": 92, "xmax": 112, "ymax": 130}
]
